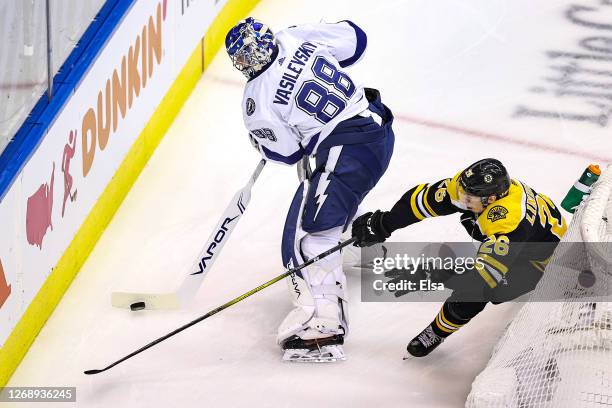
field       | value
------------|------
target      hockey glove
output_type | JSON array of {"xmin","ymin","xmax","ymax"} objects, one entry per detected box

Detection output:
[
  {"xmin": 460, "ymin": 212, "xmax": 486, "ymax": 241},
  {"xmin": 351, "ymin": 210, "xmax": 391, "ymax": 247}
]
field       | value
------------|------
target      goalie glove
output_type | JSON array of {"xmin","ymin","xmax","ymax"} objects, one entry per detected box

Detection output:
[{"xmin": 351, "ymin": 210, "xmax": 391, "ymax": 247}]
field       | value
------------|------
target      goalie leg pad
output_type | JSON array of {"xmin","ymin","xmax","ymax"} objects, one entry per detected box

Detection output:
[
  {"xmin": 276, "ymin": 260, "xmax": 348, "ymax": 344},
  {"xmin": 279, "ymin": 185, "xmax": 348, "ymax": 344}
]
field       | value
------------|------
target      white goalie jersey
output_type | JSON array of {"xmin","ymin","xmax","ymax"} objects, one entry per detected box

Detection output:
[{"xmin": 242, "ymin": 21, "xmax": 369, "ymax": 165}]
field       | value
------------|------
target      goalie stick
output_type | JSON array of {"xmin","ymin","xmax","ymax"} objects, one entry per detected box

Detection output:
[
  {"xmin": 111, "ymin": 159, "xmax": 266, "ymax": 311},
  {"xmin": 85, "ymin": 238, "xmax": 356, "ymax": 375}
]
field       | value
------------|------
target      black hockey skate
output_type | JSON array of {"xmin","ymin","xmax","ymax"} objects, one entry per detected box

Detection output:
[
  {"xmin": 281, "ymin": 334, "xmax": 346, "ymax": 363},
  {"xmin": 405, "ymin": 325, "xmax": 444, "ymax": 358}
]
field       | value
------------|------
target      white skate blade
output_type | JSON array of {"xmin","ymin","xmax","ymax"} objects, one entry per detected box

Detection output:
[{"xmin": 282, "ymin": 345, "xmax": 346, "ymax": 363}]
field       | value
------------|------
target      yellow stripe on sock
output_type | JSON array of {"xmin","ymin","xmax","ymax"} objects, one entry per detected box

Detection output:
[
  {"xmin": 440, "ymin": 307, "xmax": 464, "ymax": 328},
  {"xmin": 435, "ymin": 315, "xmax": 457, "ymax": 333}
]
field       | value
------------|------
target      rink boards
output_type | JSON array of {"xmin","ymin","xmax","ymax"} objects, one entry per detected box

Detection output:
[{"xmin": 0, "ymin": 0, "xmax": 261, "ymax": 386}]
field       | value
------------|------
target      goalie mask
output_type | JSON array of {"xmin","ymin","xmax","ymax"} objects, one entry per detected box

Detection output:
[{"xmin": 225, "ymin": 17, "xmax": 277, "ymax": 79}]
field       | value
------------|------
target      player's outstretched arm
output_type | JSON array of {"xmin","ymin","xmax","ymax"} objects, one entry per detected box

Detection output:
[
  {"xmin": 384, "ymin": 179, "xmax": 459, "ymax": 229},
  {"xmin": 352, "ymin": 179, "xmax": 460, "ymax": 247}
]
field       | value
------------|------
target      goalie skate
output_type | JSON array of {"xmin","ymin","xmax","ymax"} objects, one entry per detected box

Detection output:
[{"xmin": 281, "ymin": 335, "xmax": 346, "ymax": 363}]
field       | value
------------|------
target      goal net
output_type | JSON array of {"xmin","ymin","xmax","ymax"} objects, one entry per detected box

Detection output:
[{"xmin": 466, "ymin": 165, "xmax": 612, "ymax": 408}]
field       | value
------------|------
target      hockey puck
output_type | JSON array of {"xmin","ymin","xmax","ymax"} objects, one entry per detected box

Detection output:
[
  {"xmin": 130, "ymin": 301, "xmax": 146, "ymax": 311},
  {"xmin": 578, "ymin": 269, "xmax": 596, "ymax": 288}
]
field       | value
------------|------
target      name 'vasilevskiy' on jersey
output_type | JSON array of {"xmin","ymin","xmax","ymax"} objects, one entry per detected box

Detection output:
[{"xmin": 273, "ymin": 41, "xmax": 318, "ymax": 105}]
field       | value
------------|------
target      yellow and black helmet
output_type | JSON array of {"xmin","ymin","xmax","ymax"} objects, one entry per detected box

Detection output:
[{"xmin": 458, "ymin": 158, "xmax": 510, "ymax": 199}]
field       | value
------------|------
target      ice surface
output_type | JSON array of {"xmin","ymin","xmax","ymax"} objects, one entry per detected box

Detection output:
[{"xmin": 8, "ymin": 0, "xmax": 611, "ymax": 407}]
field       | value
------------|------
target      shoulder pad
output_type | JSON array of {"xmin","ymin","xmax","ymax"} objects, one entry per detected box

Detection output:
[{"xmin": 477, "ymin": 180, "xmax": 524, "ymax": 236}]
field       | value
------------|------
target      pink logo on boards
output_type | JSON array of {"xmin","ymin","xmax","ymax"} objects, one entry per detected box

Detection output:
[
  {"xmin": 0, "ymin": 258, "xmax": 11, "ymax": 309},
  {"xmin": 26, "ymin": 162, "xmax": 55, "ymax": 249},
  {"xmin": 62, "ymin": 130, "xmax": 78, "ymax": 217}
]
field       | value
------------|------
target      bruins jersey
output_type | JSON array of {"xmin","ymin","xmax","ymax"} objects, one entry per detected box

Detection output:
[{"xmin": 382, "ymin": 171, "xmax": 568, "ymax": 291}]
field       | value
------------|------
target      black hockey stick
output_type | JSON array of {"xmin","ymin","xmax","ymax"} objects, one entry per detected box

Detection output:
[{"xmin": 84, "ymin": 237, "xmax": 356, "ymax": 375}]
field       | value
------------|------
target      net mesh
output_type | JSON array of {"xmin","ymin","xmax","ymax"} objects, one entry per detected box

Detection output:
[{"xmin": 466, "ymin": 166, "xmax": 612, "ymax": 408}]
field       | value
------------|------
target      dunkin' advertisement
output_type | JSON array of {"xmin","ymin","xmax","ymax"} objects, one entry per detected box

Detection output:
[{"xmin": 0, "ymin": 0, "xmax": 229, "ymax": 347}]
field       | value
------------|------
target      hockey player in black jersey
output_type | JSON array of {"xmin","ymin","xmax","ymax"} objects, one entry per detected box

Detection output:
[{"xmin": 351, "ymin": 158, "xmax": 567, "ymax": 357}]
